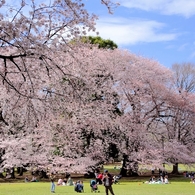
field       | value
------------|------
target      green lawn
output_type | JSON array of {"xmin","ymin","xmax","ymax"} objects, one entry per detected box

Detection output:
[{"xmin": 0, "ymin": 180, "xmax": 195, "ymax": 195}]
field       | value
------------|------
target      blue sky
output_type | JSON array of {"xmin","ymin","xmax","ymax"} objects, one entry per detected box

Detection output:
[{"xmin": 84, "ymin": 0, "xmax": 195, "ymax": 68}]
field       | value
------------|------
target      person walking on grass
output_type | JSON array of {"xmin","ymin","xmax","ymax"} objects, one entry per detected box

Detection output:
[
  {"xmin": 50, "ymin": 173, "xmax": 56, "ymax": 193},
  {"xmin": 102, "ymin": 170, "xmax": 115, "ymax": 195}
]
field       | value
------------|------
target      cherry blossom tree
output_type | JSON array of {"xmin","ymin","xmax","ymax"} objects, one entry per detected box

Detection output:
[
  {"xmin": 2, "ymin": 42, "xmax": 195, "ymax": 176},
  {"xmin": 0, "ymin": 44, "xmax": 119, "ymax": 174},
  {"xmin": 0, "ymin": 0, "xmax": 118, "ymax": 175},
  {"xmin": 164, "ymin": 62, "xmax": 195, "ymax": 173},
  {"xmin": 0, "ymin": 0, "xmax": 118, "ymax": 129},
  {"xmin": 106, "ymin": 51, "xmax": 174, "ymax": 174},
  {"xmin": 105, "ymin": 51, "xmax": 195, "ymax": 175},
  {"xmin": 1, "ymin": 0, "xmax": 195, "ymax": 177}
]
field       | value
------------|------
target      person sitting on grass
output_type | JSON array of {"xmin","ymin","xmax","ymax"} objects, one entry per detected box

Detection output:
[
  {"xmin": 31, "ymin": 176, "xmax": 37, "ymax": 182},
  {"xmin": 67, "ymin": 176, "xmax": 74, "ymax": 186},
  {"xmin": 74, "ymin": 180, "xmax": 84, "ymax": 193},
  {"xmin": 25, "ymin": 177, "xmax": 29, "ymax": 182},
  {"xmin": 164, "ymin": 175, "xmax": 169, "ymax": 184},
  {"xmin": 147, "ymin": 175, "xmax": 156, "ymax": 183},
  {"xmin": 57, "ymin": 178, "xmax": 63, "ymax": 185},
  {"xmin": 62, "ymin": 178, "xmax": 67, "ymax": 186},
  {"xmin": 190, "ymin": 178, "xmax": 195, "ymax": 183},
  {"xmin": 144, "ymin": 175, "xmax": 164, "ymax": 184}
]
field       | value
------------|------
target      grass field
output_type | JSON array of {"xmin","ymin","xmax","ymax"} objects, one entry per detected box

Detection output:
[
  {"xmin": 0, "ymin": 163, "xmax": 194, "ymax": 195},
  {"xmin": 0, "ymin": 180, "xmax": 195, "ymax": 195},
  {"xmin": 103, "ymin": 163, "xmax": 195, "ymax": 175}
]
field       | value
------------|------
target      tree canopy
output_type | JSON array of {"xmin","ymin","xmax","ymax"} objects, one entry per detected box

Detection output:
[
  {"xmin": 172, "ymin": 62, "xmax": 195, "ymax": 93},
  {"xmin": 80, "ymin": 36, "xmax": 118, "ymax": 49},
  {"xmin": 0, "ymin": 0, "xmax": 195, "ymax": 176}
]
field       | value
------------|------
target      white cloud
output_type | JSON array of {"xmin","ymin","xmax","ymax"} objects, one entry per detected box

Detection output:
[
  {"xmin": 118, "ymin": 0, "xmax": 195, "ymax": 18},
  {"xmin": 178, "ymin": 43, "xmax": 189, "ymax": 51},
  {"xmin": 190, "ymin": 52, "xmax": 195, "ymax": 59},
  {"xmin": 89, "ymin": 17, "xmax": 178, "ymax": 46}
]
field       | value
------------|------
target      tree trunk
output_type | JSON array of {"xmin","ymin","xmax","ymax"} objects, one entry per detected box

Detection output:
[
  {"xmin": 10, "ymin": 167, "xmax": 15, "ymax": 178},
  {"xmin": 39, "ymin": 170, "xmax": 49, "ymax": 179},
  {"xmin": 171, "ymin": 163, "xmax": 179, "ymax": 174},
  {"xmin": 0, "ymin": 172, "xmax": 4, "ymax": 178},
  {"xmin": 119, "ymin": 154, "xmax": 128, "ymax": 177},
  {"xmin": 6, "ymin": 167, "xmax": 15, "ymax": 179},
  {"xmin": 17, "ymin": 167, "xmax": 24, "ymax": 176}
]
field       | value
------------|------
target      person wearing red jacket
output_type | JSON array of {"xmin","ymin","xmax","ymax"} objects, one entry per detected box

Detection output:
[{"xmin": 96, "ymin": 172, "xmax": 103, "ymax": 184}]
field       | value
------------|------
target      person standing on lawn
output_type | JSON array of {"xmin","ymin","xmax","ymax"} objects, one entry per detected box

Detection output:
[
  {"xmin": 50, "ymin": 173, "xmax": 56, "ymax": 193},
  {"xmin": 102, "ymin": 170, "xmax": 115, "ymax": 195}
]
